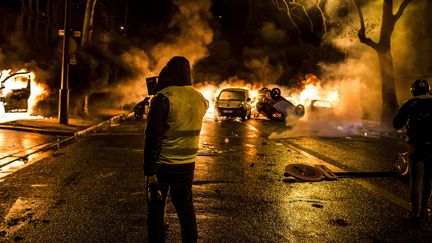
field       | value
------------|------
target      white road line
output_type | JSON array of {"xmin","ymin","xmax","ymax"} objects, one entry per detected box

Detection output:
[{"xmin": 245, "ymin": 123, "xmax": 411, "ymax": 211}]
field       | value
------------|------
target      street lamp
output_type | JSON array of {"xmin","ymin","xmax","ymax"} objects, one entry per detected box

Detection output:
[{"xmin": 59, "ymin": 0, "xmax": 71, "ymax": 125}]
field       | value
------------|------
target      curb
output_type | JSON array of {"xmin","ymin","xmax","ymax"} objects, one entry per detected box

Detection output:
[
  {"xmin": 0, "ymin": 112, "xmax": 135, "ymax": 136},
  {"xmin": 73, "ymin": 112, "xmax": 135, "ymax": 137},
  {"xmin": 0, "ymin": 124, "xmax": 75, "ymax": 136}
]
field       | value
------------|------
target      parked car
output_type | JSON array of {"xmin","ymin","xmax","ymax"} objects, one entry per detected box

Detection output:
[
  {"xmin": 254, "ymin": 87, "xmax": 305, "ymax": 121},
  {"xmin": 214, "ymin": 88, "xmax": 252, "ymax": 121}
]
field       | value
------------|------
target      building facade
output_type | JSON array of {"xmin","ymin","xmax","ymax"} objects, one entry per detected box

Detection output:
[{"xmin": 0, "ymin": 0, "xmax": 127, "ymax": 48}]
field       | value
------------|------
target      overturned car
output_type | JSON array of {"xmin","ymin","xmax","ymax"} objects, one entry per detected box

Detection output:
[{"xmin": 254, "ymin": 87, "xmax": 305, "ymax": 121}]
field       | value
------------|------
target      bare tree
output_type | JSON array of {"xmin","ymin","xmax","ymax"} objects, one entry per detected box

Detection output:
[
  {"xmin": 82, "ymin": 0, "xmax": 98, "ymax": 46},
  {"xmin": 80, "ymin": 0, "xmax": 98, "ymax": 116},
  {"xmin": 273, "ymin": 0, "xmax": 327, "ymax": 40},
  {"xmin": 352, "ymin": 0, "xmax": 412, "ymax": 128},
  {"xmin": 273, "ymin": 0, "xmax": 412, "ymax": 127}
]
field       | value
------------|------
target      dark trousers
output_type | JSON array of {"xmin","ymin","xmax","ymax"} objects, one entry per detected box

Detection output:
[
  {"xmin": 408, "ymin": 144, "xmax": 432, "ymax": 216},
  {"xmin": 148, "ymin": 163, "xmax": 197, "ymax": 243}
]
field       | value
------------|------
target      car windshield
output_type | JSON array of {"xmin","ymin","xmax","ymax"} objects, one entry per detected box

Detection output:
[{"xmin": 218, "ymin": 91, "xmax": 246, "ymax": 101}]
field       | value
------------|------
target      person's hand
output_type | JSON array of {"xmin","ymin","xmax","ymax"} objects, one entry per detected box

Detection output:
[{"xmin": 146, "ymin": 175, "xmax": 162, "ymax": 201}]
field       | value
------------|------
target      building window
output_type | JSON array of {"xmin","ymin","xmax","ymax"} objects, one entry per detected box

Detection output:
[
  {"xmin": 32, "ymin": 0, "xmax": 37, "ymax": 11},
  {"xmin": 39, "ymin": 0, "xmax": 47, "ymax": 16},
  {"xmin": 23, "ymin": 16, "xmax": 29, "ymax": 31}
]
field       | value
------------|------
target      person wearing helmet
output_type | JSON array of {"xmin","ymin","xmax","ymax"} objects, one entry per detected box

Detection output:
[{"xmin": 393, "ymin": 79, "xmax": 432, "ymax": 224}]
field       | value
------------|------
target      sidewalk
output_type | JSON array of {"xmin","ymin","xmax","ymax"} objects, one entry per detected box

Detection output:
[{"xmin": 0, "ymin": 109, "xmax": 134, "ymax": 136}]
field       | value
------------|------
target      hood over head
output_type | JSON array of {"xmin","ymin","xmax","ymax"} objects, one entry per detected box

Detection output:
[{"xmin": 154, "ymin": 56, "xmax": 192, "ymax": 93}]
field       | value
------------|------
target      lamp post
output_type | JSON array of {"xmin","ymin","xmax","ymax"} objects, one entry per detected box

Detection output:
[{"xmin": 59, "ymin": 0, "xmax": 71, "ymax": 125}]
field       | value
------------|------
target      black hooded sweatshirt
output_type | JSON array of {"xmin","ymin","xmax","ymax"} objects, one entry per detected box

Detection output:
[{"xmin": 143, "ymin": 56, "xmax": 195, "ymax": 176}]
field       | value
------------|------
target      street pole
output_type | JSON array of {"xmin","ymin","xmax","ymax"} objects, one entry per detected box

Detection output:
[{"xmin": 59, "ymin": 0, "xmax": 71, "ymax": 125}]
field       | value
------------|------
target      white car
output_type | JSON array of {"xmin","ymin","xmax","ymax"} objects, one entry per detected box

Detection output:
[{"xmin": 214, "ymin": 88, "xmax": 252, "ymax": 121}]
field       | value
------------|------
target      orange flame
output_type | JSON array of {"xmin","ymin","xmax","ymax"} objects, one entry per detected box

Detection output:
[
  {"xmin": 290, "ymin": 74, "xmax": 340, "ymax": 107},
  {"xmin": 195, "ymin": 74, "xmax": 340, "ymax": 120},
  {"xmin": 1, "ymin": 69, "xmax": 48, "ymax": 115}
]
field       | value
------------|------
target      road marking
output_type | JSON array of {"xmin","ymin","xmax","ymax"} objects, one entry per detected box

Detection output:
[{"xmin": 245, "ymin": 123, "xmax": 411, "ymax": 211}]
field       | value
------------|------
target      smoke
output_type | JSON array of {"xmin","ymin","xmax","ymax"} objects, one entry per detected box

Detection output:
[
  {"xmin": 151, "ymin": 0, "xmax": 213, "ymax": 69},
  {"xmin": 392, "ymin": 1, "xmax": 432, "ymax": 101},
  {"xmin": 0, "ymin": 31, "xmax": 58, "ymax": 116},
  {"xmin": 268, "ymin": 0, "xmax": 431, "ymax": 139},
  {"xmin": 112, "ymin": 48, "xmax": 152, "ymax": 103},
  {"xmin": 98, "ymin": 0, "xmax": 214, "ymax": 108},
  {"xmin": 260, "ymin": 22, "xmax": 287, "ymax": 44}
]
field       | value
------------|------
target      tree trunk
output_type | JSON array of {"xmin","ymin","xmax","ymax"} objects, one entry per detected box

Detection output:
[
  {"xmin": 82, "ymin": 0, "xmax": 97, "ymax": 46},
  {"xmin": 80, "ymin": 0, "xmax": 97, "ymax": 116},
  {"xmin": 352, "ymin": 0, "xmax": 412, "ymax": 128},
  {"xmin": 377, "ymin": 48, "xmax": 399, "ymax": 128}
]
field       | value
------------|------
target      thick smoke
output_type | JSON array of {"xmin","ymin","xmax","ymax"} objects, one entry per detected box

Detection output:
[
  {"xmin": 109, "ymin": 0, "xmax": 214, "ymax": 106},
  {"xmin": 392, "ymin": 1, "xmax": 432, "ymax": 101},
  {"xmin": 268, "ymin": 0, "xmax": 431, "ymax": 138}
]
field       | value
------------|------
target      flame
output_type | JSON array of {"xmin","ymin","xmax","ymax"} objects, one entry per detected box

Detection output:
[
  {"xmin": 1, "ymin": 69, "xmax": 48, "ymax": 115},
  {"xmin": 291, "ymin": 74, "xmax": 340, "ymax": 107},
  {"xmin": 195, "ymin": 81, "xmax": 261, "ymax": 118},
  {"xmin": 194, "ymin": 74, "xmax": 340, "ymax": 120}
]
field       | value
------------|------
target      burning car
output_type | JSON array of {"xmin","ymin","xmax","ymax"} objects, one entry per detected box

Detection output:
[
  {"xmin": 308, "ymin": 99, "xmax": 335, "ymax": 116},
  {"xmin": 254, "ymin": 87, "xmax": 305, "ymax": 121},
  {"xmin": 0, "ymin": 71, "xmax": 31, "ymax": 113},
  {"xmin": 214, "ymin": 88, "xmax": 252, "ymax": 121}
]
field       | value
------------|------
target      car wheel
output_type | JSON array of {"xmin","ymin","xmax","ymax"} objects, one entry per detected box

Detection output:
[
  {"xmin": 270, "ymin": 88, "xmax": 281, "ymax": 99},
  {"xmin": 295, "ymin": 105, "xmax": 305, "ymax": 117},
  {"xmin": 241, "ymin": 112, "xmax": 247, "ymax": 121}
]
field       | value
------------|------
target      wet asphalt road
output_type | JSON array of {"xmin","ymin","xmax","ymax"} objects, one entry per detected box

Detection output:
[
  {"xmin": 0, "ymin": 129, "xmax": 67, "ymax": 178},
  {"xmin": 0, "ymin": 117, "xmax": 431, "ymax": 242}
]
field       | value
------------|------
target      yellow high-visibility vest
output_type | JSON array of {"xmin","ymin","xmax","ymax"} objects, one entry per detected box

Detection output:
[{"xmin": 158, "ymin": 85, "xmax": 208, "ymax": 164}]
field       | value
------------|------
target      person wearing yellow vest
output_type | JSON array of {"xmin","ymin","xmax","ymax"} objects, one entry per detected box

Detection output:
[{"xmin": 144, "ymin": 56, "xmax": 208, "ymax": 242}]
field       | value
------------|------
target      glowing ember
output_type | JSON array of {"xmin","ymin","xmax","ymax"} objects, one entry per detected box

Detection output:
[{"xmin": 0, "ymin": 69, "xmax": 48, "ymax": 117}]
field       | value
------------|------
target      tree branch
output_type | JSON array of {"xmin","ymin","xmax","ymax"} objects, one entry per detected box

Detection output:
[
  {"xmin": 351, "ymin": 0, "xmax": 379, "ymax": 49},
  {"xmin": 311, "ymin": 0, "xmax": 327, "ymax": 38},
  {"xmin": 394, "ymin": 0, "xmax": 412, "ymax": 21},
  {"xmin": 281, "ymin": 0, "xmax": 302, "ymax": 39},
  {"xmin": 291, "ymin": 1, "xmax": 314, "ymax": 32}
]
